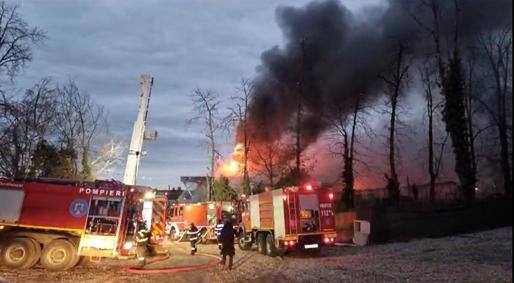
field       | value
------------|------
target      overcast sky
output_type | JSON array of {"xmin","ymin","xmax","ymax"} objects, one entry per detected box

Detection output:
[{"xmin": 10, "ymin": 0, "xmax": 380, "ymax": 189}]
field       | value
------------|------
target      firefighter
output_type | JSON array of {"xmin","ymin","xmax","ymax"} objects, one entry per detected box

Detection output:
[
  {"xmin": 187, "ymin": 222, "xmax": 200, "ymax": 255},
  {"xmin": 219, "ymin": 218, "xmax": 237, "ymax": 270},
  {"xmin": 135, "ymin": 220, "xmax": 150, "ymax": 267},
  {"xmin": 214, "ymin": 218, "xmax": 224, "ymax": 252}
]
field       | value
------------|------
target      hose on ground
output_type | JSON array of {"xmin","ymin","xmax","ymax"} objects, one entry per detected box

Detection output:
[
  {"xmin": 124, "ymin": 253, "xmax": 221, "ymax": 274},
  {"xmin": 123, "ymin": 242, "xmax": 222, "ymax": 274}
]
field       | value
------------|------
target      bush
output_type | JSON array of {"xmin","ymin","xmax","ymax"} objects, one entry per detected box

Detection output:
[{"xmin": 212, "ymin": 175, "xmax": 237, "ymax": 201}]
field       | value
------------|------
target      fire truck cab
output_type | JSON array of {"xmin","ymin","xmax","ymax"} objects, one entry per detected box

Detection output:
[
  {"xmin": 0, "ymin": 178, "xmax": 154, "ymax": 271},
  {"xmin": 167, "ymin": 201, "xmax": 236, "ymax": 241},
  {"xmin": 237, "ymin": 184, "xmax": 336, "ymax": 256}
]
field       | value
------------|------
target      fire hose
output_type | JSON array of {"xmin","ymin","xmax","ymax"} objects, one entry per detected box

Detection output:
[{"xmin": 123, "ymin": 242, "xmax": 222, "ymax": 274}]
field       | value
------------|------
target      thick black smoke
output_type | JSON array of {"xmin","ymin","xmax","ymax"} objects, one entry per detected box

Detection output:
[{"xmin": 243, "ymin": 0, "xmax": 511, "ymax": 153}]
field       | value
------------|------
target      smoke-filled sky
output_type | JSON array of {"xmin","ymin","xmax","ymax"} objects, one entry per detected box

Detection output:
[
  {"xmin": 8, "ymin": 0, "xmax": 511, "ymax": 189},
  {"xmin": 9, "ymin": 0, "xmax": 378, "ymax": 188},
  {"xmin": 244, "ymin": 0, "xmax": 511, "ymax": 153}
]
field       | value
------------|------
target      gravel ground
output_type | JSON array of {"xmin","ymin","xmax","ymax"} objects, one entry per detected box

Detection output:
[
  {"xmin": 1, "ymin": 227, "xmax": 511, "ymax": 283},
  {"xmin": 279, "ymin": 227, "xmax": 513, "ymax": 282}
]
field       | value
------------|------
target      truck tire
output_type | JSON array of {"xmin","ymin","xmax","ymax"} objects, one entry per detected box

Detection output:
[
  {"xmin": 256, "ymin": 234, "xmax": 267, "ymax": 255},
  {"xmin": 67, "ymin": 251, "xmax": 81, "ymax": 270},
  {"xmin": 237, "ymin": 230, "xmax": 252, "ymax": 251},
  {"xmin": 265, "ymin": 234, "xmax": 278, "ymax": 257},
  {"xmin": 0, "ymin": 237, "xmax": 38, "ymax": 269},
  {"xmin": 25, "ymin": 238, "xmax": 42, "ymax": 269},
  {"xmin": 40, "ymin": 239, "xmax": 78, "ymax": 271}
]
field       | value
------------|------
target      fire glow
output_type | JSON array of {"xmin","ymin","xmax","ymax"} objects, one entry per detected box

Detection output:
[{"xmin": 217, "ymin": 143, "xmax": 244, "ymax": 177}]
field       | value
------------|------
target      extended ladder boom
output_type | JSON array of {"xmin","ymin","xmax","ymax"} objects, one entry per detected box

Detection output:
[{"xmin": 123, "ymin": 74, "xmax": 154, "ymax": 185}]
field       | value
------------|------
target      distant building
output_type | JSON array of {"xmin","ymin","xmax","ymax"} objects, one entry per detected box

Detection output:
[{"xmin": 178, "ymin": 176, "xmax": 212, "ymax": 203}]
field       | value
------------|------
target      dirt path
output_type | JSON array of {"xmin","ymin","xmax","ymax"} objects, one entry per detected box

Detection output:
[{"xmin": 1, "ymin": 227, "xmax": 511, "ymax": 282}]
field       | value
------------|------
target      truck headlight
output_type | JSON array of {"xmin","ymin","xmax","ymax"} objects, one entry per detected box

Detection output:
[{"xmin": 144, "ymin": 191, "xmax": 155, "ymax": 200}]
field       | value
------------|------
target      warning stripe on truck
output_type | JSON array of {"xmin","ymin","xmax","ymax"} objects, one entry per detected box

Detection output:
[
  {"xmin": 151, "ymin": 198, "xmax": 167, "ymax": 239},
  {"xmin": 1, "ymin": 223, "xmax": 84, "ymax": 235}
]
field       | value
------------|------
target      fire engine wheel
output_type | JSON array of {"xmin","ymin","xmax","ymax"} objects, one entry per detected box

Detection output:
[
  {"xmin": 25, "ymin": 238, "xmax": 42, "ymax": 268},
  {"xmin": 0, "ymin": 237, "xmax": 38, "ymax": 269},
  {"xmin": 68, "ymin": 253, "xmax": 82, "ymax": 269},
  {"xmin": 237, "ymin": 230, "xmax": 252, "ymax": 251},
  {"xmin": 265, "ymin": 234, "xmax": 278, "ymax": 257},
  {"xmin": 256, "ymin": 234, "xmax": 267, "ymax": 255},
  {"xmin": 40, "ymin": 239, "xmax": 78, "ymax": 271}
]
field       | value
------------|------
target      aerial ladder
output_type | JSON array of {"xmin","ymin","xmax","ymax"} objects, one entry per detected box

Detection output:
[{"xmin": 123, "ymin": 74, "xmax": 157, "ymax": 226}]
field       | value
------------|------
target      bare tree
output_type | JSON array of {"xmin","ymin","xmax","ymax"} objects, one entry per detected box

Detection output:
[
  {"xmin": 251, "ymin": 139, "xmax": 287, "ymax": 188},
  {"xmin": 54, "ymin": 79, "xmax": 105, "ymax": 180},
  {"xmin": 408, "ymin": 0, "xmax": 477, "ymax": 203},
  {"xmin": 90, "ymin": 136, "xmax": 125, "ymax": 178},
  {"xmin": 476, "ymin": 29, "xmax": 512, "ymax": 197},
  {"xmin": 1, "ymin": 76, "xmax": 109, "ymax": 180},
  {"xmin": 0, "ymin": 78, "xmax": 56, "ymax": 177},
  {"xmin": 0, "ymin": 2, "xmax": 45, "ymax": 78},
  {"xmin": 225, "ymin": 78, "xmax": 253, "ymax": 195},
  {"xmin": 463, "ymin": 48, "xmax": 479, "ymax": 187},
  {"xmin": 326, "ymin": 94, "xmax": 365, "ymax": 211},
  {"xmin": 420, "ymin": 60, "xmax": 450, "ymax": 203},
  {"xmin": 379, "ymin": 42, "xmax": 410, "ymax": 205},
  {"xmin": 0, "ymin": 1, "xmax": 46, "ymax": 177},
  {"xmin": 189, "ymin": 88, "xmax": 221, "ymax": 200}
]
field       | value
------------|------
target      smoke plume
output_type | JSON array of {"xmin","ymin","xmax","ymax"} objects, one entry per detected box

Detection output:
[{"xmin": 243, "ymin": 0, "xmax": 511, "ymax": 159}]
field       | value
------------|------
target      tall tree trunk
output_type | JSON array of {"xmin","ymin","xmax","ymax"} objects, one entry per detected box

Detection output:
[
  {"xmin": 427, "ymin": 77, "xmax": 436, "ymax": 204},
  {"xmin": 295, "ymin": 81, "xmax": 302, "ymax": 178},
  {"xmin": 441, "ymin": 51, "xmax": 476, "ymax": 203},
  {"xmin": 478, "ymin": 30, "xmax": 512, "ymax": 198},
  {"xmin": 242, "ymin": 120, "xmax": 251, "ymax": 196},
  {"xmin": 465, "ymin": 64, "xmax": 477, "ymax": 191},
  {"xmin": 341, "ymin": 130, "xmax": 352, "ymax": 210},
  {"xmin": 342, "ymin": 99, "xmax": 359, "ymax": 211},
  {"xmin": 427, "ymin": 0, "xmax": 476, "ymax": 204},
  {"xmin": 496, "ymin": 63, "xmax": 511, "ymax": 197},
  {"xmin": 384, "ymin": 44, "xmax": 406, "ymax": 205},
  {"xmin": 242, "ymin": 86, "xmax": 251, "ymax": 196},
  {"xmin": 389, "ymin": 96, "xmax": 398, "ymax": 184},
  {"xmin": 208, "ymin": 111, "xmax": 216, "ymax": 201},
  {"xmin": 294, "ymin": 40, "xmax": 308, "ymax": 180},
  {"xmin": 499, "ymin": 121, "xmax": 511, "ymax": 197},
  {"xmin": 387, "ymin": 95, "xmax": 400, "ymax": 204}
]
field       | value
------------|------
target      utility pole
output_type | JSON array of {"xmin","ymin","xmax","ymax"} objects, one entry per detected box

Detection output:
[{"xmin": 123, "ymin": 74, "xmax": 157, "ymax": 185}]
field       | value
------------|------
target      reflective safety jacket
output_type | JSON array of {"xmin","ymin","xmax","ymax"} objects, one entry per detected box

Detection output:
[
  {"xmin": 187, "ymin": 227, "xmax": 201, "ymax": 242},
  {"xmin": 135, "ymin": 229, "xmax": 150, "ymax": 246},
  {"xmin": 214, "ymin": 223, "xmax": 224, "ymax": 238}
]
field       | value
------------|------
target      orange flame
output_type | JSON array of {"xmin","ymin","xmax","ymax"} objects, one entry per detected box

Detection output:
[{"xmin": 217, "ymin": 143, "xmax": 244, "ymax": 177}]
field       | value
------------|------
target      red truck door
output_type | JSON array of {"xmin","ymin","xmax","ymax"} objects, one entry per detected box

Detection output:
[
  {"xmin": 318, "ymin": 189, "xmax": 336, "ymax": 232},
  {"xmin": 78, "ymin": 187, "xmax": 127, "ymax": 257}
]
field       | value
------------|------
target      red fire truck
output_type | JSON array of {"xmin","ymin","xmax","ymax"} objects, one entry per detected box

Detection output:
[
  {"xmin": 237, "ymin": 184, "xmax": 336, "ymax": 256},
  {"xmin": 166, "ymin": 201, "xmax": 236, "ymax": 241},
  {"xmin": 0, "ymin": 178, "xmax": 154, "ymax": 271}
]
